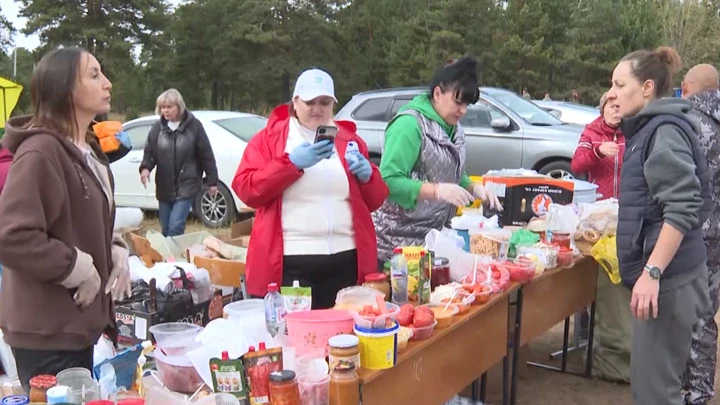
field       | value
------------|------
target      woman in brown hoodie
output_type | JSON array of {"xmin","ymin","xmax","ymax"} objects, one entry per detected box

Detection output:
[{"xmin": 0, "ymin": 48, "xmax": 131, "ymax": 392}]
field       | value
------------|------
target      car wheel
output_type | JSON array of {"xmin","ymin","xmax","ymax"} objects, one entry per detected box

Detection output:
[
  {"xmin": 537, "ymin": 161, "xmax": 574, "ymax": 180},
  {"xmin": 195, "ymin": 183, "xmax": 236, "ymax": 228}
]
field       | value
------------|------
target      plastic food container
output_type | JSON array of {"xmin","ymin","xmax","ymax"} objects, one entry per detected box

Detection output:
[
  {"xmin": 410, "ymin": 319, "xmax": 437, "ymax": 341},
  {"xmin": 473, "ymin": 288, "xmax": 492, "ymax": 305},
  {"xmin": 397, "ymin": 327, "xmax": 414, "ymax": 352},
  {"xmin": 469, "ymin": 229, "xmax": 511, "ymax": 259},
  {"xmin": 353, "ymin": 323, "xmax": 399, "ymax": 370},
  {"xmin": 504, "ymin": 259, "xmax": 537, "ymax": 283},
  {"xmin": 421, "ymin": 304, "xmax": 459, "ymax": 329},
  {"xmin": 558, "ymin": 247, "xmax": 573, "ymax": 267},
  {"xmin": 431, "ymin": 289, "xmax": 474, "ymax": 314},
  {"xmin": 551, "ymin": 232, "xmax": 572, "ymax": 249},
  {"xmin": 149, "ymin": 322, "xmax": 202, "ymax": 355},
  {"xmin": 286, "ymin": 310, "xmax": 355, "ymax": 357},
  {"xmin": 298, "ymin": 373, "xmax": 330, "ymax": 405},
  {"xmin": 153, "ymin": 350, "xmax": 204, "ymax": 393},
  {"xmin": 350, "ymin": 302, "xmax": 401, "ymax": 330},
  {"xmin": 223, "ymin": 299, "xmax": 264, "ymax": 320}
]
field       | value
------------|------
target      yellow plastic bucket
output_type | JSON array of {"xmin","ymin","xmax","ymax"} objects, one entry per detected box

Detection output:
[{"xmin": 353, "ymin": 323, "xmax": 398, "ymax": 370}]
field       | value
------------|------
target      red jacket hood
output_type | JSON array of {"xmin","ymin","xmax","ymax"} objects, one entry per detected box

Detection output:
[{"xmin": 267, "ymin": 104, "xmax": 358, "ymax": 138}]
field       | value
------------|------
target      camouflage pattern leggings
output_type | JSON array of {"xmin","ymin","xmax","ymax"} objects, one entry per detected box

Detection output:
[{"xmin": 682, "ymin": 280, "xmax": 720, "ymax": 405}]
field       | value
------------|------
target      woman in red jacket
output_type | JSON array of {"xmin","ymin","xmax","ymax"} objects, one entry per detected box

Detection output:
[
  {"xmin": 571, "ymin": 92, "xmax": 632, "ymax": 383},
  {"xmin": 232, "ymin": 69, "xmax": 389, "ymax": 309},
  {"xmin": 571, "ymin": 92, "xmax": 625, "ymax": 199}
]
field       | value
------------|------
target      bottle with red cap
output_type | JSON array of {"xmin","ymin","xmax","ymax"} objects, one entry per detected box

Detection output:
[{"xmin": 264, "ymin": 283, "xmax": 286, "ymax": 337}]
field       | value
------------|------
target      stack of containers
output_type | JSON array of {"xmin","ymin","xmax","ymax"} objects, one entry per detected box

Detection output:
[{"xmin": 149, "ymin": 323, "xmax": 204, "ymax": 393}]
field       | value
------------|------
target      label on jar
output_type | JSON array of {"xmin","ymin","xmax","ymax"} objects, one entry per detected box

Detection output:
[{"xmin": 329, "ymin": 353, "xmax": 360, "ymax": 371}]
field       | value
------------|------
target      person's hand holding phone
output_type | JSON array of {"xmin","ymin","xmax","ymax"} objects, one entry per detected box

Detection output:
[{"xmin": 289, "ymin": 140, "xmax": 334, "ymax": 170}]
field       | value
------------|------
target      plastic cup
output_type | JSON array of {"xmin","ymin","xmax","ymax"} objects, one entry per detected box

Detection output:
[{"xmin": 298, "ymin": 373, "xmax": 330, "ymax": 405}]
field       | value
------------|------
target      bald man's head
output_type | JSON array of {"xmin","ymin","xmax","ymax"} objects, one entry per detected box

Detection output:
[{"xmin": 682, "ymin": 64, "xmax": 720, "ymax": 99}]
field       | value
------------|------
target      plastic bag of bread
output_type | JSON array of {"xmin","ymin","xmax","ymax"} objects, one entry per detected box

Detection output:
[
  {"xmin": 186, "ymin": 244, "xmax": 220, "ymax": 261},
  {"xmin": 202, "ymin": 236, "xmax": 246, "ymax": 260},
  {"xmin": 576, "ymin": 199, "xmax": 619, "ymax": 241}
]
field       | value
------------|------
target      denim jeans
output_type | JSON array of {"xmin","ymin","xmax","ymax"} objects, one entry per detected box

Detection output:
[{"xmin": 158, "ymin": 199, "xmax": 194, "ymax": 237}]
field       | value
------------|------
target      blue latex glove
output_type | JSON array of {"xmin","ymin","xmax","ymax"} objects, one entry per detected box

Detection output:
[
  {"xmin": 348, "ymin": 154, "xmax": 372, "ymax": 183},
  {"xmin": 289, "ymin": 140, "xmax": 334, "ymax": 170},
  {"xmin": 115, "ymin": 130, "xmax": 132, "ymax": 149}
]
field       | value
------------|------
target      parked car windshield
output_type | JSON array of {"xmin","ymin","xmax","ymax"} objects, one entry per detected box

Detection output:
[
  {"xmin": 213, "ymin": 116, "xmax": 268, "ymax": 142},
  {"xmin": 483, "ymin": 88, "xmax": 563, "ymax": 126}
]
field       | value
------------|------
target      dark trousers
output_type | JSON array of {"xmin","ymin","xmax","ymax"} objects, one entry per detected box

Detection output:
[
  {"xmin": 282, "ymin": 250, "xmax": 358, "ymax": 309},
  {"xmin": 13, "ymin": 346, "xmax": 94, "ymax": 394},
  {"xmin": 158, "ymin": 198, "xmax": 193, "ymax": 237}
]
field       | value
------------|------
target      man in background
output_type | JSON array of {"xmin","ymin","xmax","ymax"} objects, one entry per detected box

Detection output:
[{"xmin": 681, "ymin": 63, "xmax": 720, "ymax": 405}]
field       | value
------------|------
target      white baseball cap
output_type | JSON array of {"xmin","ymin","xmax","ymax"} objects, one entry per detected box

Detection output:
[{"xmin": 293, "ymin": 68, "xmax": 338, "ymax": 102}]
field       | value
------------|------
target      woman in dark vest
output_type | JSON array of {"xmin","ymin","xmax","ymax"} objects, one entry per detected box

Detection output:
[
  {"xmin": 373, "ymin": 57, "xmax": 501, "ymax": 267},
  {"xmin": 608, "ymin": 46, "xmax": 712, "ymax": 405}
]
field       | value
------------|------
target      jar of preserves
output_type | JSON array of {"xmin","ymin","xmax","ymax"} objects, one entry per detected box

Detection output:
[
  {"xmin": 431, "ymin": 257, "xmax": 451, "ymax": 291},
  {"xmin": 328, "ymin": 334, "xmax": 360, "ymax": 371},
  {"xmin": 268, "ymin": 370, "xmax": 301, "ymax": 405},
  {"xmin": 28, "ymin": 374, "xmax": 57, "ymax": 403},
  {"xmin": 363, "ymin": 273, "xmax": 390, "ymax": 301},
  {"xmin": 329, "ymin": 363, "xmax": 359, "ymax": 405}
]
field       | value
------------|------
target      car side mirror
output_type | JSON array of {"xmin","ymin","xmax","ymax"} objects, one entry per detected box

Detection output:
[{"xmin": 490, "ymin": 116, "xmax": 511, "ymax": 130}]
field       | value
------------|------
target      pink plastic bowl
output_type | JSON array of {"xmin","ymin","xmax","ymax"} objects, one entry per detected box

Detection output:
[{"xmin": 286, "ymin": 309, "xmax": 354, "ymax": 356}]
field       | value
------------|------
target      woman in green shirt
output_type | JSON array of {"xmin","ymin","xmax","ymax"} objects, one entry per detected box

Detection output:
[{"xmin": 373, "ymin": 57, "xmax": 501, "ymax": 264}]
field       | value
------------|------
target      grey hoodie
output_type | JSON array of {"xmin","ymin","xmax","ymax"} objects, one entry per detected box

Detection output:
[{"xmin": 632, "ymin": 99, "xmax": 705, "ymax": 237}]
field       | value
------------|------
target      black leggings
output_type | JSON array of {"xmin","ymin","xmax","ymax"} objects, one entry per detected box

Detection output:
[
  {"xmin": 282, "ymin": 250, "xmax": 358, "ymax": 309},
  {"xmin": 13, "ymin": 346, "xmax": 94, "ymax": 394}
]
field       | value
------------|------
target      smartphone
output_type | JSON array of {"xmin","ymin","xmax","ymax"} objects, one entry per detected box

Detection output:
[{"xmin": 315, "ymin": 125, "xmax": 339, "ymax": 144}]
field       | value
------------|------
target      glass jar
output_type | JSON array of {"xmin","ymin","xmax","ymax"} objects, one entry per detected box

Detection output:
[
  {"xmin": 363, "ymin": 273, "xmax": 390, "ymax": 301},
  {"xmin": 328, "ymin": 334, "xmax": 360, "ymax": 371},
  {"xmin": 268, "ymin": 370, "xmax": 301, "ymax": 405},
  {"xmin": 329, "ymin": 363, "xmax": 360, "ymax": 405},
  {"xmin": 431, "ymin": 257, "xmax": 451, "ymax": 291},
  {"xmin": 28, "ymin": 374, "xmax": 57, "ymax": 403}
]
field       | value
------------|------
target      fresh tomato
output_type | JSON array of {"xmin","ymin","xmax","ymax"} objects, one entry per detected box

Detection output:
[
  {"xmin": 397, "ymin": 310, "xmax": 414, "ymax": 327},
  {"xmin": 414, "ymin": 305, "xmax": 434, "ymax": 319},
  {"xmin": 400, "ymin": 304, "xmax": 415, "ymax": 314},
  {"xmin": 413, "ymin": 311, "xmax": 434, "ymax": 328}
]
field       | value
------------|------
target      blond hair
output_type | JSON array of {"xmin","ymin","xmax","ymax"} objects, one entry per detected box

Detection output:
[{"xmin": 155, "ymin": 88, "xmax": 186, "ymax": 116}]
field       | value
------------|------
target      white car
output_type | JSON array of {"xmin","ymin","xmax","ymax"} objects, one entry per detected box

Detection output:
[
  {"xmin": 532, "ymin": 100, "xmax": 600, "ymax": 126},
  {"xmin": 113, "ymin": 110, "xmax": 268, "ymax": 227}
]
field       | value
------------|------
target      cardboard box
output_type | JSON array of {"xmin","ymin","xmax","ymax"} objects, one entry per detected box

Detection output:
[
  {"xmin": 226, "ymin": 218, "xmax": 253, "ymax": 247},
  {"xmin": 482, "ymin": 176, "xmax": 574, "ymax": 226},
  {"xmin": 115, "ymin": 289, "xmax": 223, "ymax": 345}
]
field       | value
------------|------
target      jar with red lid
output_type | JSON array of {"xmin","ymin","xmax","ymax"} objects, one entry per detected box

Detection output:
[
  {"xmin": 363, "ymin": 273, "xmax": 390, "ymax": 301},
  {"xmin": 268, "ymin": 370, "xmax": 301, "ymax": 405},
  {"xmin": 431, "ymin": 257, "xmax": 451, "ymax": 291},
  {"xmin": 28, "ymin": 374, "xmax": 57, "ymax": 403},
  {"xmin": 557, "ymin": 247, "xmax": 573, "ymax": 267}
]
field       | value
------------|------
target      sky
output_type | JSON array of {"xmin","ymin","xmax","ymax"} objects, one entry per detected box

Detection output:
[{"xmin": 1, "ymin": 0, "xmax": 183, "ymax": 50}]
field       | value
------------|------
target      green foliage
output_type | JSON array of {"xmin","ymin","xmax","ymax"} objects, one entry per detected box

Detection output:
[{"xmin": 5, "ymin": 0, "xmax": 720, "ymax": 116}]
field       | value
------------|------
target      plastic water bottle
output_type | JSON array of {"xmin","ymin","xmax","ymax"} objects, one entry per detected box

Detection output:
[
  {"xmin": 390, "ymin": 247, "xmax": 409, "ymax": 305},
  {"xmin": 345, "ymin": 141, "xmax": 361, "ymax": 165},
  {"xmin": 264, "ymin": 283, "xmax": 286, "ymax": 338}
]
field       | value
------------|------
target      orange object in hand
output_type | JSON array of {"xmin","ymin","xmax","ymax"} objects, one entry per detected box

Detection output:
[{"xmin": 93, "ymin": 120, "xmax": 123, "ymax": 153}]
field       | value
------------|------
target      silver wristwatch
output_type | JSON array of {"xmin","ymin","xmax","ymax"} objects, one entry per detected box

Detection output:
[{"xmin": 644, "ymin": 264, "xmax": 662, "ymax": 280}]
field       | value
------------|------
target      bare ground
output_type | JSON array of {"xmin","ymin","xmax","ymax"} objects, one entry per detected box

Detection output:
[{"xmin": 140, "ymin": 213, "xmax": 719, "ymax": 405}]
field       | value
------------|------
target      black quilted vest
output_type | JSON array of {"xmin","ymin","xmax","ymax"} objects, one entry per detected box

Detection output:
[{"xmin": 616, "ymin": 114, "xmax": 712, "ymax": 288}]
